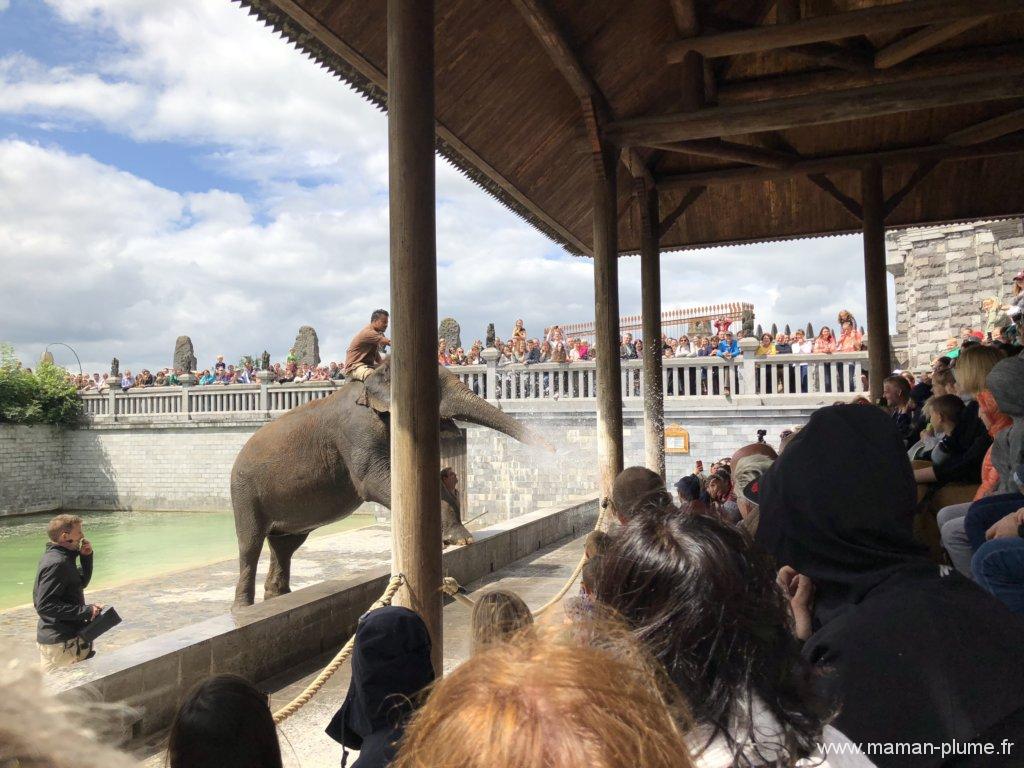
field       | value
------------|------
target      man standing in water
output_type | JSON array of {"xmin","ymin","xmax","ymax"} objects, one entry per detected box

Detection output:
[
  {"xmin": 344, "ymin": 309, "xmax": 391, "ymax": 382},
  {"xmin": 33, "ymin": 514, "xmax": 103, "ymax": 671}
]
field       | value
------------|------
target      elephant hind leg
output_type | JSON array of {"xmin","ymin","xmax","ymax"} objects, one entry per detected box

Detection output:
[{"xmin": 264, "ymin": 532, "xmax": 309, "ymax": 599}]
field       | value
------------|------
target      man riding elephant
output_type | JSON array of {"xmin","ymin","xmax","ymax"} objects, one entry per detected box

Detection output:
[{"xmin": 345, "ymin": 309, "xmax": 391, "ymax": 382}]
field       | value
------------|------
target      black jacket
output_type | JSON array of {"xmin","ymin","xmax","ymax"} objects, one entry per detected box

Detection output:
[
  {"xmin": 33, "ymin": 543, "xmax": 93, "ymax": 644},
  {"xmin": 326, "ymin": 606, "xmax": 435, "ymax": 768},
  {"xmin": 930, "ymin": 399, "xmax": 991, "ymax": 485}
]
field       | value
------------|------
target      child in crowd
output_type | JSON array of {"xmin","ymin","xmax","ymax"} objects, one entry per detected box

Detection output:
[{"xmin": 470, "ymin": 589, "xmax": 533, "ymax": 653}]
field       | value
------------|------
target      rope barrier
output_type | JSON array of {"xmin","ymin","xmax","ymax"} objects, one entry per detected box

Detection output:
[
  {"xmin": 272, "ymin": 498, "xmax": 608, "ymax": 723},
  {"xmin": 272, "ymin": 572, "xmax": 405, "ymax": 724},
  {"xmin": 441, "ymin": 499, "xmax": 610, "ymax": 617}
]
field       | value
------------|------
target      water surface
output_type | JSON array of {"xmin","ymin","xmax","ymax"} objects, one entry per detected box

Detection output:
[{"xmin": 0, "ymin": 509, "xmax": 375, "ymax": 611}]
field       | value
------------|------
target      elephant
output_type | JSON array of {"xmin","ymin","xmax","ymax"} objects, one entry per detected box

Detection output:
[{"xmin": 229, "ymin": 359, "xmax": 547, "ymax": 607}]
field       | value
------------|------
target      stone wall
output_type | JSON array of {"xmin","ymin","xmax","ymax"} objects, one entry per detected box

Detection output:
[
  {"xmin": 887, "ymin": 219, "xmax": 1024, "ymax": 370},
  {"xmin": 2, "ymin": 404, "xmax": 817, "ymax": 519},
  {"xmin": 0, "ymin": 425, "xmax": 62, "ymax": 516}
]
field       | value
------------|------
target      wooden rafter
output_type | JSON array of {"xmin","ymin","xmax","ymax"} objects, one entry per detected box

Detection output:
[
  {"xmin": 658, "ymin": 187, "xmax": 706, "ymax": 239},
  {"xmin": 807, "ymin": 174, "xmax": 863, "ymax": 220},
  {"xmin": 646, "ymin": 138, "xmax": 797, "ymax": 169},
  {"xmin": 884, "ymin": 161, "xmax": 939, "ymax": 217},
  {"xmin": 605, "ymin": 69, "xmax": 1024, "ymax": 146},
  {"xmin": 718, "ymin": 43, "xmax": 1024, "ymax": 103},
  {"xmin": 874, "ymin": 17, "xmax": 992, "ymax": 69},
  {"xmin": 655, "ymin": 137, "xmax": 1024, "ymax": 190},
  {"xmin": 945, "ymin": 108, "xmax": 1024, "ymax": 147},
  {"xmin": 668, "ymin": 0, "xmax": 705, "ymax": 111},
  {"xmin": 264, "ymin": 0, "xmax": 593, "ymax": 255},
  {"xmin": 665, "ymin": 0, "xmax": 1023, "ymax": 62}
]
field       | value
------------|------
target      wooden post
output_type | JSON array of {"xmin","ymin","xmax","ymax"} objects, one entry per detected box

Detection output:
[
  {"xmin": 387, "ymin": 0, "xmax": 442, "ymax": 674},
  {"xmin": 639, "ymin": 181, "xmax": 665, "ymax": 479},
  {"xmin": 593, "ymin": 148, "xmax": 624, "ymax": 501},
  {"xmin": 861, "ymin": 161, "xmax": 890, "ymax": 403}
]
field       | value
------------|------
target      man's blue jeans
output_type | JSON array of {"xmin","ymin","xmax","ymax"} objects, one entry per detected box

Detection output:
[
  {"xmin": 964, "ymin": 492, "xmax": 1024, "ymax": 551},
  {"xmin": 972, "ymin": 538, "xmax": 1024, "ymax": 614}
]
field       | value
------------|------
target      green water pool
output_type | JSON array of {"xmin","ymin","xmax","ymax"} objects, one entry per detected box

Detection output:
[{"xmin": 0, "ymin": 510, "xmax": 375, "ymax": 612}]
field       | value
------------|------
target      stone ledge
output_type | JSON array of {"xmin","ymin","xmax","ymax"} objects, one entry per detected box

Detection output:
[{"xmin": 50, "ymin": 496, "xmax": 598, "ymax": 738}]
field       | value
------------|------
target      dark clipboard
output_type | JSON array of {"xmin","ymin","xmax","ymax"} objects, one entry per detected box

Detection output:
[{"xmin": 78, "ymin": 606, "xmax": 122, "ymax": 643}]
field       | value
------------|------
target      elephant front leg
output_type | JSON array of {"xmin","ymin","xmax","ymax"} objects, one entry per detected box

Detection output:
[
  {"xmin": 442, "ymin": 500, "xmax": 474, "ymax": 547},
  {"xmin": 264, "ymin": 532, "xmax": 309, "ymax": 599},
  {"xmin": 234, "ymin": 534, "xmax": 264, "ymax": 609}
]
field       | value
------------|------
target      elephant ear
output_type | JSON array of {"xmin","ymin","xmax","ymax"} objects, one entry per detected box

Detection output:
[{"xmin": 359, "ymin": 361, "xmax": 392, "ymax": 413}]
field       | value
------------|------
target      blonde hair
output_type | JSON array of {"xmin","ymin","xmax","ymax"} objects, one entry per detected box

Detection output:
[
  {"xmin": 47, "ymin": 514, "xmax": 82, "ymax": 543},
  {"xmin": 393, "ymin": 626, "xmax": 694, "ymax": 768},
  {"xmin": 0, "ymin": 663, "xmax": 136, "ymax": 768},
  {"xmin": 470, "ymin": 590, "xmax": 533, "ymax": 653},
  {"xmin": 955, "ymin": 345, "xmax": 1006, "ymax": 395}
]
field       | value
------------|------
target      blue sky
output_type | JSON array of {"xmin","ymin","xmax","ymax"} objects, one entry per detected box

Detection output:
[{"xmin": 0, "ymin": 0, "xmax": 876, "ymax": 372}]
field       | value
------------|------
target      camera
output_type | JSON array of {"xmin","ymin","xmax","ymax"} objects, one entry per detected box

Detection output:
[{"xmin": 756, "ymin": 429, "xmax": 767, "ymax": 443}]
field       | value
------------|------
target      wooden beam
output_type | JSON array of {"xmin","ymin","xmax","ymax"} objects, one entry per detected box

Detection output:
[
  {"xmin": 638, "ymin": 179, "xmax": 665, "ymax": 479},
  {"xmin": 656, "ymin": 137, "xmax": 1024, "ymax": 189},
  {"xmin": 665, "ymin": 0, "xmax": 1023, "ymax": 61},
  {"xmin": 646, "ymin": 138, "xmax": 797, "ymax": 169},
  {"xmin": 884, "ymin": 161, "xmax": 939, "ymax": 217},
  {"xmin": 718, "ymin": 43, "xmax": 1024, "ymax": 104},
  {"xmin": 787, "ymin": 43, "xmax": 874, "ymax": 73},
  {"xmin": 387, "ymin": 0, "xmax": 443, "ymax": 675},
  {"xmin": 592, "ymin": 147, "xmax": 624, "ymax": 503},
  {"xmin": 266, "ymin": 0, "xmax": 591, "ymax": 255},
  {"xmin": 861, "ymin": 162, "xmax": 890, "ymax": 401},
  {"xmin": 621, "ymin": 147, "xmax": 656, "ymax": 188},
  {"xmin": 807, "ymin": 173, "xmax": 863, "ymax": 220},
  {"xmin": 605, "ymin": 69, "xmax": 1024, "ymax": 146},
  {"xmin": 658, "ymin": 186, "xmax": 706, "ymax": 239},
  {"xmin": 669, "ymin": 0, "xmax": 705, "ymax": 111},
  {"xmin": 945, "ymin": 108, "xmax": 1024, "ymax": 146},
  {"xmin": 874, "ymin": 17, "xmax": 991, "ymax": 69},
  {"xmin": 509, "ymin": 0, "xmax": 602, "ymax": 104},
  {"xmin": 776, "ymin": 0, "xmax": 800, "ymax": 25}
]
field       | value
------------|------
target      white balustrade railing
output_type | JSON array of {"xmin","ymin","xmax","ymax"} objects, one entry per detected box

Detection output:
[{"xmin": 79, "ymin": 352, "xmax": 868, "ymax": 422}]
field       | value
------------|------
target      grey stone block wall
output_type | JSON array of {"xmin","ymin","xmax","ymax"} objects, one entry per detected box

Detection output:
[
  {"xmin": 2, "ymin": 404, "xmax": 817, "ymax": 519},
  {"xmin": 0, "ymin": 425, "xmax": 62, "ymax": 516},
  {"xmin": 887, "ymin": 219, "xmax": 1024, "ymax": 370}
]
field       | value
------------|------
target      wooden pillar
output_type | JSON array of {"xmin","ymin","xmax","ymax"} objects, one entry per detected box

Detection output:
[
  {"xmin": 638, "ymin": 181, "xmax": 665, "ymax": 479},
  {"xmin": 387, "ymin": 0, "xmax": 442, "ymax": 674},
  {"xmin": 861, "ymin": 161, "xmax": 890, "ymax": 403},
  {"xmin": 593, "ymin": 148, "xmax": 624, "ymax": 501}
]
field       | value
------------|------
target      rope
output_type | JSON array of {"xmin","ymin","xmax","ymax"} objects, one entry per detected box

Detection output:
[
  {"xmin": 272, "ymin": 572, "xmax": 405, "ymax": 724},
  {"xmin": 441, "ymin": 499, "xmax": 610, "ymax": 617}
]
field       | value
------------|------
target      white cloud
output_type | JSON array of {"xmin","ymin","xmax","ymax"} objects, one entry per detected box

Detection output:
[{"xmin": 0, "ymin": 1, "xmax": 878, "ymax": 373}]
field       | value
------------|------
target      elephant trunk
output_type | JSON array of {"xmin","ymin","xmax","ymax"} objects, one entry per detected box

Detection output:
[{"xmin": 444, "ymin": 388, "xmax": 553, "ymax": 451}]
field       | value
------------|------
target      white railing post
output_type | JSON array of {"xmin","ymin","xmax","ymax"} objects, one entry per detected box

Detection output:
[
  {"xmin": 257, "ymin": 370, "xmax": 273, "ymax": 418},
  {"xmin": 481, "ymin": 348, "xmax": 499, "ymax": 401},
  {"xmin": 738, "ymin": 337, "xmax": 758, "ymax": 396},
  {"xmin": 107, "ymin": 385, "xmax": 118, "ymax": 423}
]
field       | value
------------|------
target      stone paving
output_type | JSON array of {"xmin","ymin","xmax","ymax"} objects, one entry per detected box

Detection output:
[
  {"xmin": 0, "ymin": 524, "xmax": 397, "ymax": 668},
  {"xmin": 132, "ymin": 531, "xmax": 587, "ymax": 768}
]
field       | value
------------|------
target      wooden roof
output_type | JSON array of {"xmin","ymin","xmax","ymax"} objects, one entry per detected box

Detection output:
[{"xmin": 237, "ymin": 0, "xmax": 1024, "ymax": 255}]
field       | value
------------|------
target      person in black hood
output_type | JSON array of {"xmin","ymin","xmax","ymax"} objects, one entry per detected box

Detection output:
[
  {"xmin": 326, "ymin": 606, "xmax": 435, "ymax": 768},
  {"xmin": 756, "ymin": 404, "xmax": 1024, "ymax": 768}
]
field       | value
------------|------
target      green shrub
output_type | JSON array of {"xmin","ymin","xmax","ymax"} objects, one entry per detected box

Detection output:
[{"xmin": 0, "ymin": 343, "xmax": 82, "ymax": 426}]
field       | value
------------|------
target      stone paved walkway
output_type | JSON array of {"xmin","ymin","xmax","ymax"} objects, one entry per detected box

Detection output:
[{"xmin": 0, "ymin": 524, "xmax": 396, "ymax": 668}]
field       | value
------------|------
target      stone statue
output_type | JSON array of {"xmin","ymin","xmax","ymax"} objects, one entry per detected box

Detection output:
[
  {"xmin": 173, "ymin": 336, "xmax": 197, "ymax": 373},
  {"xmin": 741, "ymin": 307, "xmax": 755, "ymax": 337},
  {"xmin": 692, "ymin": 318, "xmax": 710, "ymax": 337},
  {"xmin": 438, "ymin": 317, "xmax": 462, "ymax": 351},
  {"xmin": 261, "ymin": 350, "xmax": 270, "ymax": 371},
  {"xmin": 110, "ymin": 357, "xmax": 119, "ymax": 377},
  {"xmin": 290, "ymin": 325, "xmax": 320, "ymax": 366},
  {"xmin": 486, "ymin": 323, "xmax": 496, "ymax": 348}
]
